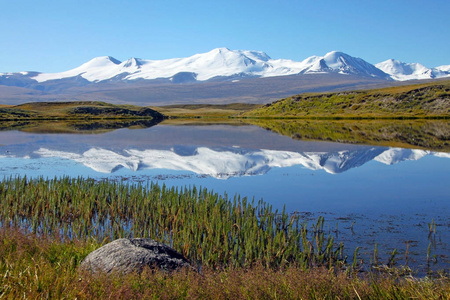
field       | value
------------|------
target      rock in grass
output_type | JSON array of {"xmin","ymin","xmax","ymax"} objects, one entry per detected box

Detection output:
[{"xmin": 80, "ymin": 238, "xmax": 191, "ymax": 274}]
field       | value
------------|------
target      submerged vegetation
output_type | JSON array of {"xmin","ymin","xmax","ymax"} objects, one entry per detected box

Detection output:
[{"xmin": 0, "ymin": 177, "xmax": 448, "ymax": 299}]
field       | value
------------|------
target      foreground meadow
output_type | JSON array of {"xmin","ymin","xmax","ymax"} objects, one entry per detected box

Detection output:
[
  {"xmin": 1, "ymin": 228, "xmax": 449, "ymax": 299},
  {"xmin": 0, "ymin": 177, "xmax": 448, "ymax": 299}
]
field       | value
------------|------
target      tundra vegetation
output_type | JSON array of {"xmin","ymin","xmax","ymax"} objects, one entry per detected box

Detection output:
[
  {"xmin": 0, "ymin": 101, "xmax": 164, "ymax": 121},
  {"xmin": 0, "ymin": 177, "xmax": 448, "ymax": 299},
  {"xmin": 241, "ymin": 80, "xmax": 450, "ymax": 119}
]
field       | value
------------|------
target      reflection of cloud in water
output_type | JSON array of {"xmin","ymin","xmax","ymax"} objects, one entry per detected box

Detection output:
[{"xmin": 32, "ymin": 146, "xmax": 448, "ymax": 179}]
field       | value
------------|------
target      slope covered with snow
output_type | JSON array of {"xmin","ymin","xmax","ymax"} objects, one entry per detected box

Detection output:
[
  {"xmin": 1, "ymin": 48, "xmax": 448, "ymax": 85},
  {"xmin": 28, "ymin": 48, "xmax": 393, "ymax": 84},
  {"xmin": 376, "ymin": 59, "xmax": 450, "ymax": 81},
  {"xmin": 300, "ymin": 51, "xmax": 392, "ymax": 79},
  {"xmin": 34, "ymin": 56, "xmax": 122, "ymax": 82}
]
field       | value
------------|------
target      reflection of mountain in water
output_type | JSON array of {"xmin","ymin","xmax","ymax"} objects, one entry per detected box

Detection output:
[{"xmin": 30, "ymin": 146, "xmax": 450, "ymax": 179}]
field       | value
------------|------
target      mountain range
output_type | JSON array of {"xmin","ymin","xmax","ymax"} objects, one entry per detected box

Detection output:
[
  {"xmin": 0, "ymin": 48, "xmax": 448, "ymax": 105},
  {"xmin": 2, "ymin": 48, "xmax": 449, "ymax": 84}
]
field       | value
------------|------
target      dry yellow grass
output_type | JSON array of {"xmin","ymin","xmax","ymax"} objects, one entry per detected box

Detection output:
[{"xmin": 150, "ymin": 103, "xmax": 261, "ymax": 118}]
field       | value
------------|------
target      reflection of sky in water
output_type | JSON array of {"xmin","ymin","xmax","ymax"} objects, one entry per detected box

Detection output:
[{"xmin": 0, "ymin": 125, "xmax": 449, "ymax": 272}]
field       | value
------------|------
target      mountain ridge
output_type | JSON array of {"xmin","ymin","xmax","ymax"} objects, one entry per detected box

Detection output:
[
  {"xmin": 375, "ymin": 59, "xmax": 450, "ymax": 81},
  {"xmin": 2, "ymin": 48, "xmax": 448, "ymax": 87},
  {"xmin": 1, "ymin": 48, "xmax": 449, "ymax": 106}
]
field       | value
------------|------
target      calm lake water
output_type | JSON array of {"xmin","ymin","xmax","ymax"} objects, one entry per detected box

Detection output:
[{"xmin": 0, "ymin": 123, "xmax": 449, "ymax": 273}]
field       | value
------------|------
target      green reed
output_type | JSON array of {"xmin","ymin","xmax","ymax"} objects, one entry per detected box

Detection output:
[{"xmin": 0, "ymin": 176, "xmax": 346, "ymax": 270}]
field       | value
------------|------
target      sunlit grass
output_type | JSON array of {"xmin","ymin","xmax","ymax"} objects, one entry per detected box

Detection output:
[
  {"xmin": 0, "ymin": 227, "xmax": 448, "ymax": 299},
  {"xmin": 242, "ymin": 80, "xmax": 450, "ymax": 119},
  {"xmin": 151, "ymin": 103, "xmax": 260, "ymax": 118},
  {"xmin": 0, "ymin": 101, "xmax": 164, "ymax": 120}
]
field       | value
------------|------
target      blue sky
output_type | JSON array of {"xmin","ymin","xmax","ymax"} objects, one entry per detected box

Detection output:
[{"xmin": 1, "ymin": 0, "xmax": 449, "ymax": 73}]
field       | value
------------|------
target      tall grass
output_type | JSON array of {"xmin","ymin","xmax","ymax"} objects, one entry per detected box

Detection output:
[
  {"xmin": 0, "ymin": 228, "xmax": 448, "ymax": 299},
  {"xmin": 0, "ymin": 176, "xmax": 346, "ymax": 270}
]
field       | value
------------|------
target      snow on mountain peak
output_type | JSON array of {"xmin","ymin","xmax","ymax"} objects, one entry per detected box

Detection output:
[
  {"xmin": 32, "ymin": 56, "xmax": 123, "ymax": 82},
  {"xmin": 296, "ymin": 51, "xmax": 391, "ymax": 79},
  {"xmin": 375, "ymin": 59, "xmax": 450, "ymax": 81},
  {"xmin": 13, "ymin": 48, "xmax": 447, "ymax": 83},
  {"xmin": 77, "ymin": 56, "xmax": 122, "ymax": 69},
  {"xmin": 323, "ymin": 50, "xmax": 347, "ymax": 61},
  {"xmin": 436, "ymin": 65, "xmax": 450, "ymax": 72},
  {"xmin": 375, "ymin": 59, "xmax": 432, "ymax": 81},
  {"xmin": 123, "ymin": 57, "xmax": 143, "ymax": 69}
]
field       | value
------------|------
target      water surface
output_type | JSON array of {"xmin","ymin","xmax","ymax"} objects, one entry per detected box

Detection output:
[{"xmin": 0, "ymin": 123, "xmax": 449, "ymax": 272}]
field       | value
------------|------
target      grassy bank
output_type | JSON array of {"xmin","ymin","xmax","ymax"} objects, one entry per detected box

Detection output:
[
  {"xmin": 1, "ymin": 228, "xmax": 448, "ymax": 299},
  {"xmin": 151, "ymin": 103, "xmax": 260, "ymax": 119},
  {"xmin": 0, "ymin": 101, "xmax": 164, "ymax": 121},
  {"xmin": 1, "ymin": 81, "xmax": 449, "ymax": 122},
  {"xmin": 242, "ymin": 80, "xmax": 450, "ymax": 119}
]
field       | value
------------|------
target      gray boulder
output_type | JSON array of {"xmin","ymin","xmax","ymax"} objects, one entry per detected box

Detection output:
[{"xmin": 80, "ymin": 238, "xmax": 191, "ymax": 274}]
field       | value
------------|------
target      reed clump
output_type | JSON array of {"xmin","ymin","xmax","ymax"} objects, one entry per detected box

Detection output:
[{"xmin": 0, "ymin": 176, "xmax": 345, "ymax": 270}]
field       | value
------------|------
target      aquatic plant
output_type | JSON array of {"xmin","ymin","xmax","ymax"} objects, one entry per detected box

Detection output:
[{"xmin": 0, "ymin": 176, "xmax": 346, "ymax": 269}]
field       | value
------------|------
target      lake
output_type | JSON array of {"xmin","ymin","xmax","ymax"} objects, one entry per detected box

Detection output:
[{"xmin": 0, "ymin": 121, "xmax": 449, "ymax": 273}]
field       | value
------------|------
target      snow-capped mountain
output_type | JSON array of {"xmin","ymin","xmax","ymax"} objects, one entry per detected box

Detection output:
[
  {"xmin": 375, "ymin": 59, "xmax": 450, "ymax": 81},
  {"xmin": 26, "ymin": 146, "xmax": 448, "ymax": 178},
  {"xmin": 29, "ymin": 48, "xmax": 393, "ymax": 83},
  {"xmin": 297, "ymin": 51, "xmax": 392, "ymax": 79},
  {"xmin": 1, "ymin": 48, "xmax": 448, "ymax": 90},
  {"xmin": 0, "ymin": 49, "xmax": 391, "ymax": 86},
  {"xmin": 28, "ymin": 48, "xmax": 276, "ymax": 83}
]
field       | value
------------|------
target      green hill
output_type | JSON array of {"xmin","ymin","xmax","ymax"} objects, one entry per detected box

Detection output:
[
  {"xmin": 0, "ymin": 101, "xmax": 165, "ymax": 120},
  {"xmin": 242, "ymin": 80, "xmax": 450, "ymax": 119}
]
